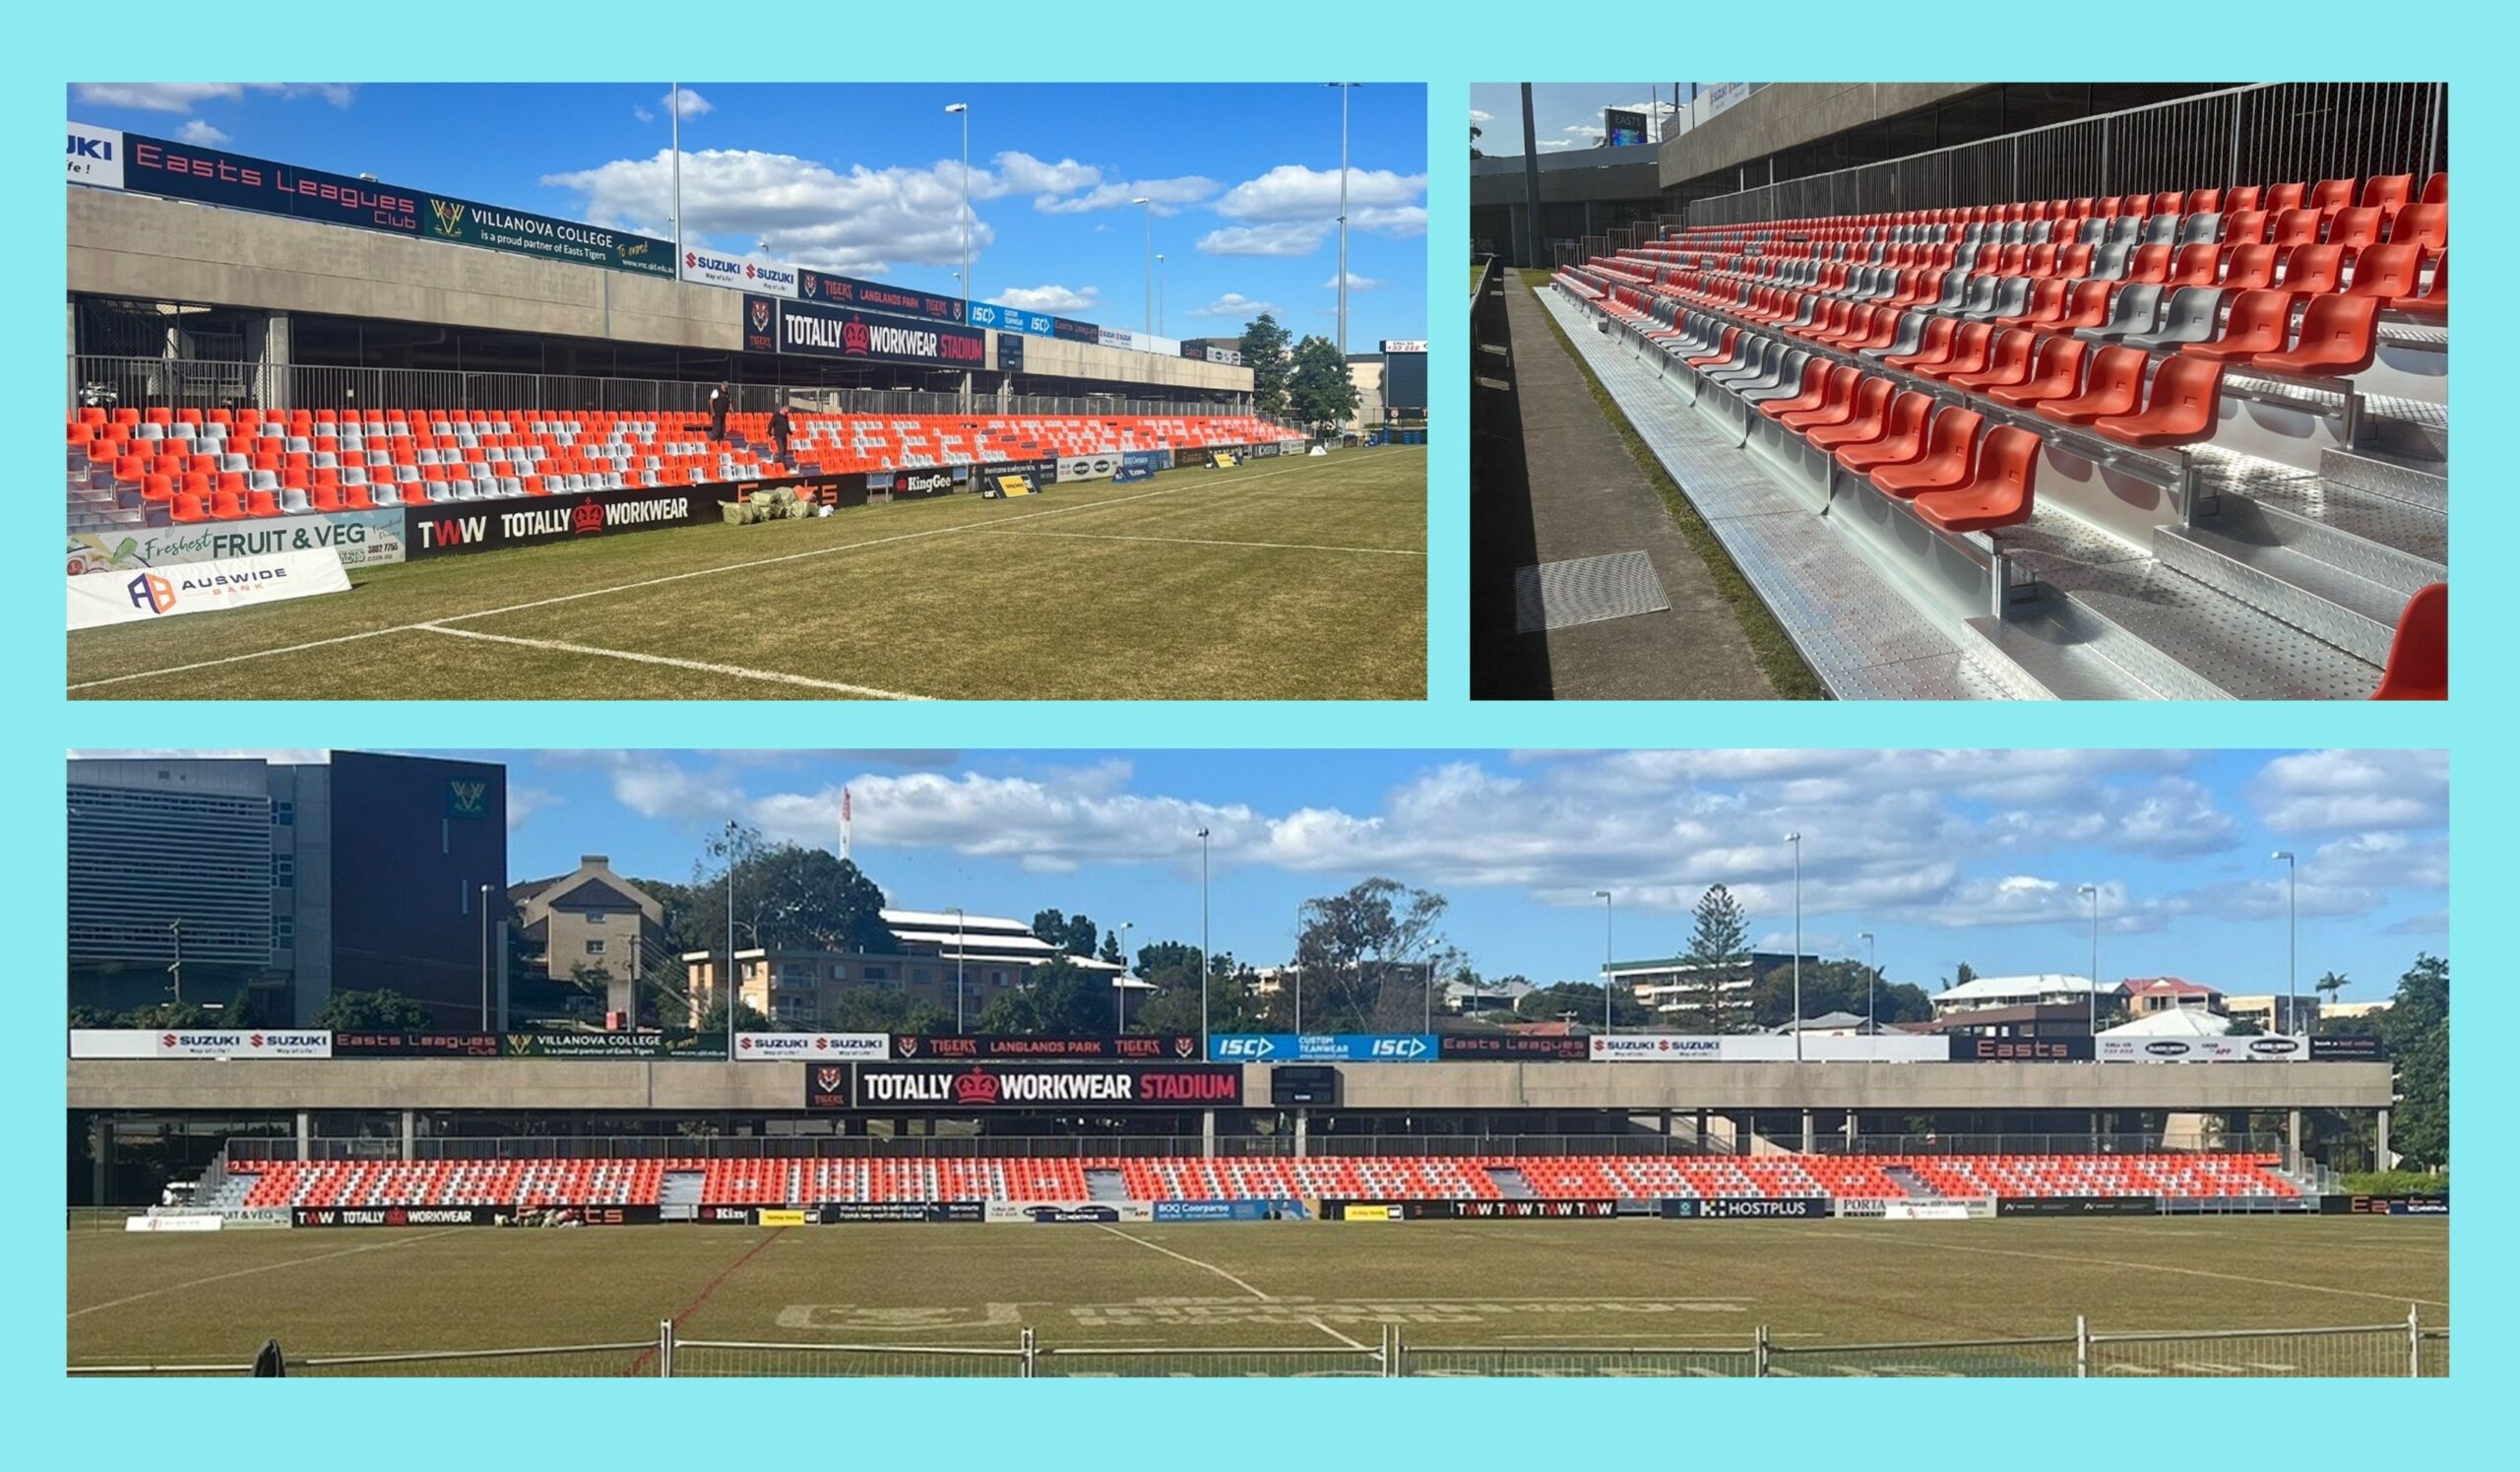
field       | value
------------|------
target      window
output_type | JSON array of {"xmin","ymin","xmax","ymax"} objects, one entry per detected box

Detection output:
[
  {"xmin": 862, "ymin": 966, "xmax": 890, "ymax": 982},
  {"xmin": 272, "ymin": 856, "xmax": 294, "ymax": 888},
  {"xmin": 585, "ymin": 939, "xmax": 606, "ymax": 956},
  {"xmin": 914, "ymin": 967, "xmax": 933, "ymax": 985},
  {"xmin": 586, "ymin": 911, "xmax": 609, "ymax": 925},
  {"xmin": 274, "ymin": 800, "xmax": 294, "ymax": 826}
]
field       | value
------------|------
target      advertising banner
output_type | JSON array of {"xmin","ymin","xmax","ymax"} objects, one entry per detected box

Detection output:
[
  {"xmin": 1436, "ymin": 1034, "xmax": 1592, "ymax": 1061},
  {"xmin": 1338, "ymin": 1203, "xmax": 1402, "ymax": 1222},
  {"xmin": 834, "ymin": 1061, "xmax": 1243, "ymax": 1110},
  {"xmin": 679, "ymin": 249, "xmax": 797, "ymax": 297},
  {"xmin": 1954, "ymin": 1036, "xmax": 2094, "ymax": 1062},
  {"xmin": 871, "ymin": 468, "xmax": 959, "ymax": 499},
  {"xmin": 775, "ymin": 295, "xmax": 986, "ymax": 368},
  {"xmin": 1152, "ymin": 1200, "xmax": 1306, "ymax": 1222},
  {"xmin": 125, "ymin": 1214, "xmax": 221, "ymax": 1233},
  {"xmin": 2309, "ymin": 1036, "xmax": 2385, "ymax": 1060},
  {"xmin": 110, "ymin": 131, "xmax": 670, "ymax": 277},
  {"xmin": 1209, "ymin": 1034, "xmax": 1438, "ymax": 1063},
  {"xmin": 794, "ymin": 270, "xmax": 965, "ymax": 324},
  {"xmin": 69, "ymin": 1029, "xmax": 336, "ymax": 1059},
  {"xmin": 1098, "ymin": 327, "xmax": 1136, "ymax": 352},
  {"xmin": 1119, "ymin": 449, "xmax": 1172, "ymax": 474},
  {"xmin": 1052, "ymin": 316, "xmax": 1102, "ymax": 344},
  {"xmin": 1994, "ymin": 1196, "xmax": 2160, "ymax": 1217},
  {"xmin": 67, "ymin": 120, "xmax": 124, "ymax": 189},
  {"xmin": 2096, "ymin": 1035, "xmax": 2308, "ymax": 1063},
  {"xmin": 997, "ymin": 332, "xmax": 1025, "ymax": 375},
  {"xmin": 71, "ymin": 548, "xmax": 350, "ymax": 631},
  {"xmin": 983, "ymin": 1202, "xmax": 1157, "ymax": 1224},
  {"xmin": 1379, "ymin": 340, "xmax": 1430, "ymax": 353},
  {"xmin": 500, "ymin": 1033, "xmax": 726, "ymax": 1058},
  {"xmin": 817, "ymin": 1201, "xmax": 985, "ymax": 1224},
  {"xmin": 292, "ymin": 1205, "xmax": 497, "ymax": 1228},
  {"xmin": 734, "ymin": 1031, "xmax": 890, "ymax": 1061},
  {"xmin": 1662, "ymin": 1197, "xmax": 1831, "ymax": 1220},
  {"xmin": 2319, "ymin": 1194, "xmax": 2448, "ymax": 1216},
  {"xmin": 890, "ymin": 1035, "xmax": 1202, "ymax": 1062},
  {"xmin": 69, "ymin": 509, "xmax": 405, "ymax": 576},
  {"xmin": 1056, "ymin": 453, "xmax": 1121, "ymax": 483},
  {"xmin": 1452, "ymin": 1200, "xmax": 1617, "ymax": 1220},
  {"xmin": 1203, "ymin": 347, "xmax": 1243, "ymax": 366},
  {"xmin": 402, "ymin": 483, "xmax": 736, "ymax": 558},
  {"xmin": 741, "ymin": 292, "xmax": 780, "ymax": 354},
  {"xmin": 1591, "ymin": 1035, "xmax": 1726, "ymax": 1062},
  {"xmin": 964, "ymin": 302, "xmax": 1056, "ymax": 336},
  {"xmin": 1138, "ymin": 333, "xmax": 1182, "ymax": 357},
  {"xmin": 330, "ymin": 1031, "xmax": 501, "ymax": 1058}
]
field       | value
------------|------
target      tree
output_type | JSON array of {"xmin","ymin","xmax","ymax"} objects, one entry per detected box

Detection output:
[
  {"xmin": 1136, "ymin": 951, "xmax": 1271, "ymax": 1036},
  {"xmin": 691, "ymin": 996, "xmax": 770, "ymax": 1035},
  {"xmin": 1238, "ymin": 313, "xmax": 1293, "ymax": 419},
  {"xmin": 976, "ymin": 957, "xmax": 1111, "ymax": 1036},
  {"xmin": 1098, "ymin": 930, "xmax": 1125, "ymax": 967},
  {"xmin": 1749, "ymin": 960, "xmax": 1930, "ymax": 1031},
  {"xmin": 1288, "ymin": 334, "xmax": 1362, "ymax": 441},
  {"xmin": 2379, "ymin": 953, "xmax": 2448, "ymax": 1170},
  {"xmin": 1470, "ymin": 124, "xmax": 1483, "ymax": 160},
  {"xmin": 315, "ymin": 989, "xmax": 434, "ymax": 1032},
  {"xmin": 1031, "ymin": 909, "xmax": 1068, "ymax": 947},
  {"xmin": 1292, "ymin": 877, "xmax": 1458, "ymax": 1032},
  {"xmin": 1678, "ymin": 883, "xmax": 1752, "ymax": 1033},
  {"xmin": 1943, "ymin": 962, "xmax": 1977, "ymax": 992},
  {"xmin": 1514, "ymin": 982, "xmax": 1650, "ymax": 1028},
  {"xmin": 2313, "ymin": 969, "xmax": 2351, "ymax": 1018},
  {"xmin": 680, "ymin": 831, "xmax": 890, "ymax": 958}
]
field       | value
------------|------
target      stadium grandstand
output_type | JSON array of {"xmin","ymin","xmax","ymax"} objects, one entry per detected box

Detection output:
[{"xmin": 1483, "ymin": 83, "xmax": 2447, "ymax": 700}]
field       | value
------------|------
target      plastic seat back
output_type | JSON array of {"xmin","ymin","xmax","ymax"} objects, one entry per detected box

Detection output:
[
  {"xmin": 2370, "ymin": 584, "xmax": 2446, "ymax": 700},
  {"xmin": 2344, "ymin": 243, "xmax": 2424, "ymax": 302}
]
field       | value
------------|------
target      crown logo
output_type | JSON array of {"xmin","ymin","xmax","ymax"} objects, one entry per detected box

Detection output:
[
  {"xmin": 842, "ymin": 319, "xmax": 870, "ymax": 354},
  {"xmin": 571, "ymin": 499, "xmax": 603, "ymax": 535},
  {"xmin": 951, "ymin": 1068, "xmax": 1001, "ymax": 1106}
]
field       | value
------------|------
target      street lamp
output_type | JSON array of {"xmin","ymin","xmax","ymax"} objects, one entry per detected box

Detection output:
[
  {"xmin": 946, "ymin": 103, "xmax": 971, "ymax": 322},
  {"xmin": 669, "ymin": 83, "xmax": 683, "ymax": 265},
  {"xmin": 952, "ymin": 906, "xmax": 967, "ymax": 1035},
  {"xmin": 2076, "ymin": 884, "xmax": 2101, "ymax": 1039},
  {"xmin": 2271, "ymin": 851, "xmax": 2298, "ymax": 1035},
  {"xmin": 168, "ymin": 918, "xmax": 184, "ymax": 1007},
  {"xmin": 1132, "ymin": 198, "xmax": 1155, "ymax": 335},
  {"xmin": 722, "ymin": 821, "xmax": 739, "ymax": 1052},
  {"xmin": 1327, "ymin": 84, "xmax": 1359, "ymax": 356},
  {"xmin": 1116, "ymin": 921, "xmax": 1135, "ymax": 1034},
  {"xmin": 1858, "ymin": 930, "xmax": 1875, "ymax": 1043},
  {"xmin": 1195, "ymin": 827, "xmax": 1212, "ymax": 1054},
  {"xmin": 1593, "ymin": 890, "xmax": 1613, "ymax": 1035},
  {"xmin": 1156, "ymin": 253, "xmax": 1166, "ymax": 337},
  {"xmin": 1785, "ymin": 833, "xmax": 1803, "ymax": 1061},
  {"xmin": 478, "ymin": 883, "xmax": 495, "ymax": 1031}
]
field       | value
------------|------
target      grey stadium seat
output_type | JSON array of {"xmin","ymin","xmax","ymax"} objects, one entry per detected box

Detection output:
[
  {"xmin": 2121, "ymin": 287, "xmax": 2229, "ymax": 351},
  {"xmin": 2082, "ymin": 283, "xmax": 2167, "ymax": 344}
]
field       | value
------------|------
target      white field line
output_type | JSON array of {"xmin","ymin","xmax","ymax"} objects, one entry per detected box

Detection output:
[
  {"xmin": 1786, "ymin": 1228, "xmax": 2448, "ymax": 1309},
  {"xmin": 414, "ymin": 626, "xmax": 930, "ymax": 700},
  {"xmin": 70, "ymin": 460, "xmax": 1345, "ymax": 690},
  {"xmin": 69, "ymin": 1228, "xmax": 466, "ymax": 1320},
  {"xmin": 1090, "ymin": 1225, "xmax": 1371, "ymax": 1352},
  {"xmin": 986, "ymin": 529, "xmax": 1423, "ymax": 556}
]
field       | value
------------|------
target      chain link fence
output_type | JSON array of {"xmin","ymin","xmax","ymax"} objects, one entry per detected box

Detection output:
[{"xmin": 73, "ymin": 1313, "xmax": 2443, "ymax": 1378}]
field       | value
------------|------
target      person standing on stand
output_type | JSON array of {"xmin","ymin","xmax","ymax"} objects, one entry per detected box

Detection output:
[{"xmin": 707, "ymin": 382, "xmax": 729, "ymax": 443}]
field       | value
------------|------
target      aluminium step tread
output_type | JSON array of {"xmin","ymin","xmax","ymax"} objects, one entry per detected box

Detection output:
[
  {"xmin": 2155, "ymin": 524, "xmax": 2404, "ymax": 667},
  {"xmin": 2317, "ymin": 444, "xmax": 2447, "ymax": 514},
  {"xmin": 2033, "ymin": 556, "xmax": 2379, "ymax": 699},
  {"xmin": 1959, "ymin": 612, "xmax": 2164, "ymax": 699},
  {"xmin": 2222, "ymin": 479, "xmax": 2447, "ymax": 575}
]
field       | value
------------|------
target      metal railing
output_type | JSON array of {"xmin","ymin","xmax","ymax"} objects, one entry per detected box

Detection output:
[
  {"xmin": 1685, "ymin": 82, "xmax": 2447, "ymax": 228},
  {"xmin": 68, "ymin": 354, "xmax": 1265, "ymax": 423},
  {"xmin": 73, "ymin": 1312, "xmax": 2442, "ymax": 1378}
]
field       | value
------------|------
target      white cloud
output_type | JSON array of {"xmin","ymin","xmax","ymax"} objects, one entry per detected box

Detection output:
[
  {"xmin": 1213, "ymin": 163, "xmax": 1426, "ymax": 224},
  {"xmin": 1036, "ymin": 175, "xmax": 1218, "ymax": 217},
  {"xmin": 1187, "ymin": 292, "xmax": 1278, "ymax": 319},
  {"xmin": 2250, "ymin": 749, "xmax": 2448, "ymax": 834},
  {"xmin": 1323, "ymin": 272, "xmax": 1382, "ymax": 290},
  {"xmin": 633, "ymin": 105, "xmax": 655, "ymax": 124},
  {"xmin": 176, "ymin": 119, "xmax": 230, "ymax": 146},
  {"xmin": 1470, "ymin": 109, "xmax": 1494, "ymax": 124},
  {"xmin": 542, "ymin": 148, "xmax": 991, "ymax": 275},
  {"xmin": 663, "ymin": 88, "xmax": 713, "ymax": 120},
  {"xmin": 507, "ymin": 787, "xmax": 562, "ymax": 829},
  {"xmin": 72, "ymin": 83, "xmax": 354, "ymax": 114},
  {"xmin": 992, "ymin": 151, "xmax": 1101, "ymax": 196},
  {"xmin": 1198, "ymin": 222, "xmax": 1331, "ymax": 257},
  {"xmin": 989, "ymin": 284, "xmax": 1099, "ymax": 314}
]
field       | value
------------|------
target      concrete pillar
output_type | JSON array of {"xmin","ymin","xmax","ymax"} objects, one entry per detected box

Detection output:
[
  {"xmin": 1800, "ymin": 1109, "xmax": 1815, "ymax": 1153},
  {"xmin": 2288, "ymin": 1107, "xmax": 2303, "ymax": 1173},
  {"xmin": 1201, "ymin": 1109, "xmax": 1216, "ymax": 1161},
  {"xmin": 1293, "ymin": 1108, "xmax": 1308, "ymax": 1160},
  {"xmin": 1694, "ymin": 1109, "xmax": 1709, "ymax": 1152},
  {"xmin": 401, "ymin": 1109, "xmax": 416, "ymax": 1163},
  {"xmin": 92, "ymin": 1116, "xmax": 110, "ymax": 1207},
  {"xmin": 1845, "ymin": 1111, "xmax": 1858, "ymax": 1149},
  {"xmin": 295, "ymin": 1109, "xmax": 311, "ymax": 1163},
  {"xmin": 250, "ymin": 312, "xmax": 293, "ymax": 412},
  {"xmin": 2376, "ymin": 1108, "xmax": 2392, "ymax": 1169}
]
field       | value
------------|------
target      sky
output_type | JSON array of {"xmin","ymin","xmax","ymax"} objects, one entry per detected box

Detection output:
[
  {"xmin": 88, "ymin": 748, "xmax": 2443, "ymax": 1005},
  {"xmin": 1470, "ymin": 84, "xmax": 1703, "ymax": 156},
  {"xmin": 67, "ymin": 82, "xmax": 1426, "ymax": 349}
]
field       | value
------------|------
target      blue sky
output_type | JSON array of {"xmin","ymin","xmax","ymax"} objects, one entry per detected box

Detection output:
[
  {"xmin": 67, "ymin": 82, "xmax": 1425, "ymax": 348},
  {"xmin": 122, "ymin": 748, "xmax": 2444, "ymax": 1004},
  {"xmin": 1470, "ymin": 84, "xmax": 1701, "ymax": 156}
]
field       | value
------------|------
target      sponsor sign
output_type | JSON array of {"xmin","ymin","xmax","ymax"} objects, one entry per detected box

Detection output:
[
  {"xmin": 1056, "ymin": 454, "xmax": 1120, "ymax": 483},
  {"xmin": 2309, "ymin": 1036, "xmax": 2385, "ymax": 1060},
  {"xmin": 997, "ymin": 331, "xmax": 1025, "ymax": 374},
  {"xmin": 499, "ymin": 1032, "xmax": 726, "ymax": 1058},
  {"xmin": 402, "ymin": 483, "xmax": 735, "ymax": 558},
  {"xmin": 1052, "ymin": 316, "xmax": 1102, "ymax": 344},
  {"xmin": 890, "ymin": 1035, "xmax": 1202, "ymax": 1062},
  {"xmin": 834, "ymin": 1061, "xmax": 1243, "ymax": 1110},
  {"xmin": 293, "ymin": 1205, "xmax": 497, "ymax": 1228},
  {"xmin": 1662, "ymin": 1197, "xmax": 1831, "ymax": 1220},
  {"xmin": 1119, "ymin": 449, "xmax": 1171, "ymax": 475},
  {"xmin": 680, "ymin": 249, "xmax": 797, "ymax": 296},
  {"xmin": 775, "ymin": 295, "xmax": 986, "ymax": 367},
  {"xmin": 1994, "ymin": 1196, "xmax": 2160, "ymax": 1217},
  {"xmin": 817, "ymin": 1201, "xmax": 985, "ymax": 1224},
  {"xmin": 1436, "ymin": 1034, "xmax": 1592, "ymax": 1061},
  {"xmin": 1138, "ymin": 333, "xmax": 1182, "ymax": 357},
  {"xmin": 67, "ymin": 121, "xmax": 124, "ymax": 189},
  {"xmin": 69, "ymin": 509, "xmax": 405, "ymax": 576},
  {"xmin": 108, "ymin": 130, "xmax": 669, "ymax": 277},
  {"xmin": 1592, "ymin": 1034, "xmax": 1726, "ymax": 1062},
  {"xmin": 69, "ymin": 1029, "xmax": 335, "ymax": 1059},
  {"xmin": 1250, "ymin": 441, "xmax": 1284, "ymax": 459},
  {"xmin": 794, "ymin": 270, "xmax": 965, "ymax": 323},
  {"xmin": 1453, "ymin": 1200, "xmax": 1617, "ymax": 1220},
  {"xmin": 2320, "ymin": 1194, "xmax": 2448, "ymax": 1216},
  {"xmin": 2095, "ymin": 1035, "xmax": 2308, "ymax": 1063},
  {"xmin": 1151, "ymin": 1200, "xmax": 1306, "ymax": 1222},
  {"xmin": 70, "ymin": 548, "xmax": 350, "ymax": 631},
  {"xmin": 1098, "ymin": 326, "xmax": 1136, "ymax": 352},
  {"xmin": 978, "ymin": 1202, "xmax": 1157, "ymax": 1225},
  {"xmin": 694, "ymin": 1204, "xmax": 764, "ymax": 1225},
  {"xmin": 1209, "ymin": 1034, "xmax": 1438, "ymax": 1063},
  {"xmin": 1380, "ymin": 340, "xmax": 1430, "ymax": 353},
  {"xmin": 1341, "ymin": 1204, "xmax": 1401, "ymax": 1222},
  {"xmin": 331, "ymin": 1031, "xmax": 501, "ymax": 1058},
  {"xmin": 125, "ymin": 1214, "xmax": 221, "ymax": 1233},
  {"xmin": 734, "ymin": 1031, "xmax": 889, "ymax": 1062},
  {"xmin": 1203, "ymin": 347, "xmax": 1243, "ymax": 366},
  {"xmin": 1955, "ymin": 1036, "xmax": 2095, "ymax": 1062},
  {"xmin": 989, "ymin": 476, "xmax": 1036, "ymax": 498},
  {"xmin": 741, "ymin": 293, "xmax": 780, "ymax": 354},
  {"xmin": 878, "ymin": 468, "xmax": 959, "ymax": 499},
  {"xmin": 965, "ymin": 302, "xmax": 1056, "ymax": 336},
  {"xmin": 758, "ymin": 1208, "xmax": 811, "ymax": 1228}
]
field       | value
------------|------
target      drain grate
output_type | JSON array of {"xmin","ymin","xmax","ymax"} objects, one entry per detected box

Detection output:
[{"xmin": 1513, "ymin": 550, "xmax": 1670, "ymax": 633}]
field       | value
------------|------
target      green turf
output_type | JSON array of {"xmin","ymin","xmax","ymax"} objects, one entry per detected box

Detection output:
[
  {"xmin": 67, "ymin": 449, "xmax": 1426, "ymax": 701},
  {"xmin": 67, "ymin": 1215, "xmax": 2446, "ymax": 1374}
]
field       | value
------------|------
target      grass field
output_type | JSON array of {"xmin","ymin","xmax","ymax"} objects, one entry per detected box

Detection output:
[
  {"xmin": 67, "ymin": 448, "xmax": 1425, "ymax": 701},
  {"xmin": 67, "ymin": 1216, "xmax": 2447, "ymax": 1375}
]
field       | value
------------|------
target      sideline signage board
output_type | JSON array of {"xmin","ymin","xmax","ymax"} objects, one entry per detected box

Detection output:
[
  {"xmin": 500, "ymin": 1033, "xmax": 726, "ymax": 1058},
  {"xmin": 1661, "ymin": 1197, "xmax": 1830, "ymax": 1220},
  {"xmin": 965, "ymin": 302, "xmax": 1056, "ymax": 336},
  {"xmin": 402, "ymin": 484, "xmax": 737, "ymax": 558},
  {"xmin": 67, "ymin": 120, "xmax": 124, "ymax": 189},
  {"xmin": 794, "ymin": 270, "xmax": 965, "ymax": 324},
  {"xmin": 775, "ymin": 295, "xmax": 986, "ymax": 368},
  {"xmin": 1954, "ymin": 1036, "xmax": 2094, "ymax": 1062},
  {"xmin": 2095, "ymin": 1035, "xmax": 2308, "ymax": 1063},
  {"xmin": 70, "ymin": 548, "xmax": 350, "ymax": 631},
  {"xmin": 1209, "ymin": 1034, "xmax": 1438, "ymax": 1063},
  {"xmin": 69, "ymin": 509, "xmax": 405, "ymax": 575},
  {"xmin": 1437, "ymin": 1034, "xmax": 1590, "ymax": 1061},
  {"xmin": 2320, "ymin": 1194, "xmax": 2447, "ymax": 1216},
  {"xmin": 828, "ymin": 1061, "xmax": 1244, "ymax": 1110},
  {"xmin": 734, "ymin": 1031, "xmax": 888, "ymax": 1061},
  {"xmin": 70, "ymin": 1029, "xmax": 333, "ymax": 1059},
  {"xmin": 680, "ymin": 249, "xmax": 797, "ymax": 297},
  {"xmin": 330, "ymin": 1032, "xmax": 500, "ymax": 1058}
]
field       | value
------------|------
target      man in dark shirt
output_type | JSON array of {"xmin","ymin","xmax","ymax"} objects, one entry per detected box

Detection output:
[
  {"xmin": 707, "ymin": 382, "xmax": 729, "ymax": 442},
  {"xmin": 767, "ymin": 406, "xmax": 792, "ymax": 465}
]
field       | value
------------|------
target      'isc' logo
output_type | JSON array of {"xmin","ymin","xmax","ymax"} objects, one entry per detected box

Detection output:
[{"xmin": 1213, "ymin": 1037, "xmax": 1275, "ymax": 1059}]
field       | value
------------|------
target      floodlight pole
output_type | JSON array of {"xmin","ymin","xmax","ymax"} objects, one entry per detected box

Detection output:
[
  {"xmin": 2078, "ymin": 884, "xmax": 2101, "ymax": 1039},
  {"xmin": 1593, "ymin": 890, "xmax": 1613, "ymax": 1035},
  {"xmin": 947, "ymin": 103, "xmax": 972, "ymax": 322},
  {"xmin": 953, "ymin": 907, "xmax": 967, "ymax": 1035},
  {"xmin": 1858, "ymin": 930, "xmax": 1875, "ymax": 1046},
  {"xmin": 1196, "ymin": 828, "xmax": 1212, "ymax": 1056},
  {"xmin": 2272, "ymin": 851, "xmax": 2299, "ymax": 1035},
  {"xmin": 478, "ymin": 884, "xmax": 494, "ymax": 1031},
  {"xmin": 723, "ymin": 821, "xmax": 738, "ymax": 1049},
  {"xmin": 670, "ymin": 85, "xmax": 682, "ymax": 265},
  {"xmin": 1133, "ymin": 198, "xmax": 1155, "ymax": 335},
  {"xmin": 1786, "ymin": 834, "xmax": 1803, "ymax": 1061},
  {"xmin": 168, "ymin": 918, "xmax": 184, "ymax": 1007},
  {"xmin": 1117, "ymin": 922, "xmax": 1135, "ymax": 1034}
]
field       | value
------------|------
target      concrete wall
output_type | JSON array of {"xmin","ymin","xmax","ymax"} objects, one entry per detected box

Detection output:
[
  {"xmin": 68, "ymin": 188, "xmax": 1251, "ymax": 393},
  {"xmin": 1660, "ymin": 83, "xmax": 1984, "ymax": 190},
  {"xmin": 67, "ymin": 1058, "xmax": 2395, "ymax": 1114}
]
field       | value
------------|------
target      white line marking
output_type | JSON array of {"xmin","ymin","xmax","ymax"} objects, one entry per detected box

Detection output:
[
  {"xmin": 69, "ymin": 1228, "xmax": 465, "ymax": 1319},
  {"xmin": 413, "ymin": 625, "xmax": 931, "ymax": 700},
  {"xmin": 990, "ymin": 529, "xmax": 1423, "ymax": 556},
  {"xmin": 1794, "ymin": 1229, "xmax": 2448, "ymax": 1309},
  {"xmin": 70, "ymin": 460, "xmax": 1345, "ymax": 691},
  {"xmin": 1091, "ymin": 1226, "xmax": 1370, "ymax": 1351}
]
